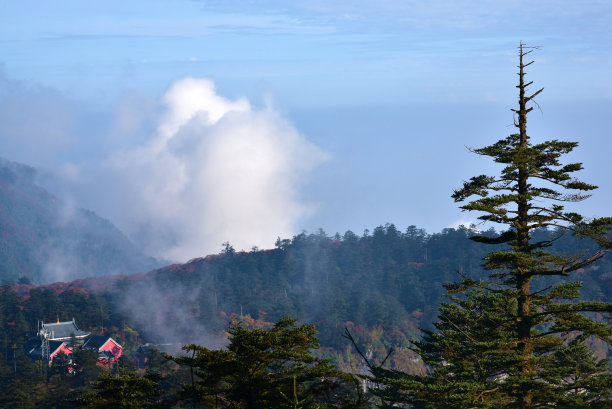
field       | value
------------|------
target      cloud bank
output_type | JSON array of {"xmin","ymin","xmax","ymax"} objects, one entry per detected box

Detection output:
[
  {"xmin": 71, "ymin": 78, "xmax": 326, "ymax": 261},
  {"xmin": 0, "ymin": 72, "xmax": 327, "ymax": 262}
]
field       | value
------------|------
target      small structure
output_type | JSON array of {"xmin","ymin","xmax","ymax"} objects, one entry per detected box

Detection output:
[
  {"xmin": 83, "ymin": 335, "xmax": 123, "ymax": 366},
  {"xmin": 26, "ymin": 318, "xmax": 122, "ymax": 368}
]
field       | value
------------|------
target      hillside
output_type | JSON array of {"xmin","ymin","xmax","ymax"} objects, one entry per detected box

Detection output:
[
  {"xmin": 0, "ymin": 158, "xmax": 162, "ymax": 284},
  {"xmin": 4, "ymin": 224, "xmax": 610, "ymax": 373}
]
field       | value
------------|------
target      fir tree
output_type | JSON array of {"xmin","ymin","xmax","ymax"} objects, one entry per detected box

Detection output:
[
  {"xmin": 368, "ymin": 43, "xmax": 612, "ymax": 408},
  {"xmin": 172, "ymin": 317, "xmax": 366, "ymax": 408},
  {"xmin": 353, "ymin": 289, "xmax": 516, "ymax": 408},
  {"xmin": 75, "ymin": 370, "xmax": 165, "ymax": 409}
]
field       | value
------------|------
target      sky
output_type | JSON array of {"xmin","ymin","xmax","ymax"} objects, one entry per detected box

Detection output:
[{"xmin": 1, "ymin": 1, "xmax": 611, "ymax": 262}]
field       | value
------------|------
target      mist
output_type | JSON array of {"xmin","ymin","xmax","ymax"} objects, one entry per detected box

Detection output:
[{"xmin": 117, "ymin": 272, "xmax": 226, "ymax": 350}]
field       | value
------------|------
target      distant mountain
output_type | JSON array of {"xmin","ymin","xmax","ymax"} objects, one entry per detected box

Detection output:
[{"xmin": 0, "ymin": 158, "xmax": 162, "ymax": 284}]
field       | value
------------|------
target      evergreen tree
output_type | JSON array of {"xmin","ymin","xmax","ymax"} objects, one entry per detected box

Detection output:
[
  {"xmin": 75, "ymin": 370, "xmax": 165, "ymax": 409},
  {"xmin": 71, "ymin": 346, "xmax": 102, "ymax": 388},
  {"xmin": 350, "ymin": 289, "xmax": 512, "ymax": 408},
  {"xmin": 172, "ymin": 317, "xmax": 365, "ymax": 408},
  {"xmin": 370, "ymin": 43, "xmax": 612, "ymax": 408}
]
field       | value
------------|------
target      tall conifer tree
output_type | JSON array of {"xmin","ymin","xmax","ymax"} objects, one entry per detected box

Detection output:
[
  {"xmin": 369, "ymin": 44, "xmax": 612, "ymax": 408},
  {"xmin": 173, "ymin": 317, "xmax": 367, "ymax": 408}
]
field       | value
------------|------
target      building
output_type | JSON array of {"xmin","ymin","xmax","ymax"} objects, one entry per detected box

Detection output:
[
  {"xmin": 82, "ymin": 335, "xmax": 123, "ymax": 366},
  {"xmin": 26, "ymin": 318, "xmax": 122, "ymax": 367}
]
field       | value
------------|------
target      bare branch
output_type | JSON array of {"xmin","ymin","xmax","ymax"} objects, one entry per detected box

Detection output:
[{"xmin": 525, "ymin": 88, "xmax": 544, "ymax": 102}]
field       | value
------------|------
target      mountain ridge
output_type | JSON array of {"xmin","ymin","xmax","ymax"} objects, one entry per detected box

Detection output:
[{"xmin": 0, "ymin": 157, "xmax": 163, "ymax": 284}]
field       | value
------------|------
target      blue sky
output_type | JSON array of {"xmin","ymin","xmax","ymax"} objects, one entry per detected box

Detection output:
[
  {"xmin": 3, "ymin": 1, "xmax": 611, "ymax": 105},
  {"xmin": 1, "ymin": 1, "xmax": 611, "ymax": 259}
]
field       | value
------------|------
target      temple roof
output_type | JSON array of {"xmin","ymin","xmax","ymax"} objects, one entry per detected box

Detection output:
[
  {"xmin": 40, "ymin": 319, "xmax": 90, "ymax": 340},
  {"xmin": 82, "ymin": 335, "xmax": 109, "ymax": 350},
  {"xmin": 27, "ymin": 340, "xmax": 65, "ymax": 358}
]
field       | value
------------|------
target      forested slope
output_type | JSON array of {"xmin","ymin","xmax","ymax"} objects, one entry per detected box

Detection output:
[
  {"xmin": 3, "ymin": 224, "xmax": 609, "ymax": 373},
  {"xmin": 0, "ymin": 158, "xmax": 161, "ymax": 284},
  {"xmin": 0, "ymin": 223, "xmax": 609, "ymax": 406}
]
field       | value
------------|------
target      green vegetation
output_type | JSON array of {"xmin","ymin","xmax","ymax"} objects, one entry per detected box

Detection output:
[
  {"xmin": 0, "ymin": 45, "xmax": 609, "ymax": 408},
  {"xmin": 171, "ymin": 317, "xmax": 367, "ymax": 408},
  {"xmin": 367, "ymin": 44, "xmax": 612, "ymax": 408},
  {"xmin": 75, "ymin": 370, "xmax": 165, "ymax": 409},
  {"xmin": 0, "ymin": 222, "xmax": 608, "ymax": 407}
]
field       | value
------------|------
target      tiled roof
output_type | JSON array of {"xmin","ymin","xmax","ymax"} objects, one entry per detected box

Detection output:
[
  {"xmin": 40, "ymin": 319, "xmax": 90, "ymax": 340},
  {"xmin": 82, "ymin": 335, "xmax": 108, "ymax": 350},
  {"xmin": 27, "ymin": 340, "xmax": 65, "ymax": 358}
]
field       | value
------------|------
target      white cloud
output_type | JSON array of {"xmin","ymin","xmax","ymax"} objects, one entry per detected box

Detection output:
[
  {"xmin": 82, "ymin": 78, "xmax": 327, "ymax": 261},
  {"xmin": 448, "ymin": 218, "xmax": 477, "ymax": 230}
]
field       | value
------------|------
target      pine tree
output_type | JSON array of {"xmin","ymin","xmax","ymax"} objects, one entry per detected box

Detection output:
[
  {"xmin": 356, "ymin": 289, "xmax": 514, "ymax": 408},
  {"xmin": 75, "ymin": 370, "xmax": 165, "ymax": 409},
  {"xmin": 172, "ymin": 317, "xmax": 366, "ymax": 408},
  {"xmin": 369, "ymin": 43, "xmax": 612, "ymax": 408}
]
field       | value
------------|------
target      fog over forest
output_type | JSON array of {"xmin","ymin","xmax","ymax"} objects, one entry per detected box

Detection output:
[{"xmin": 0, "ymin": 2, "xmax": 611, "ymax": 408}]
